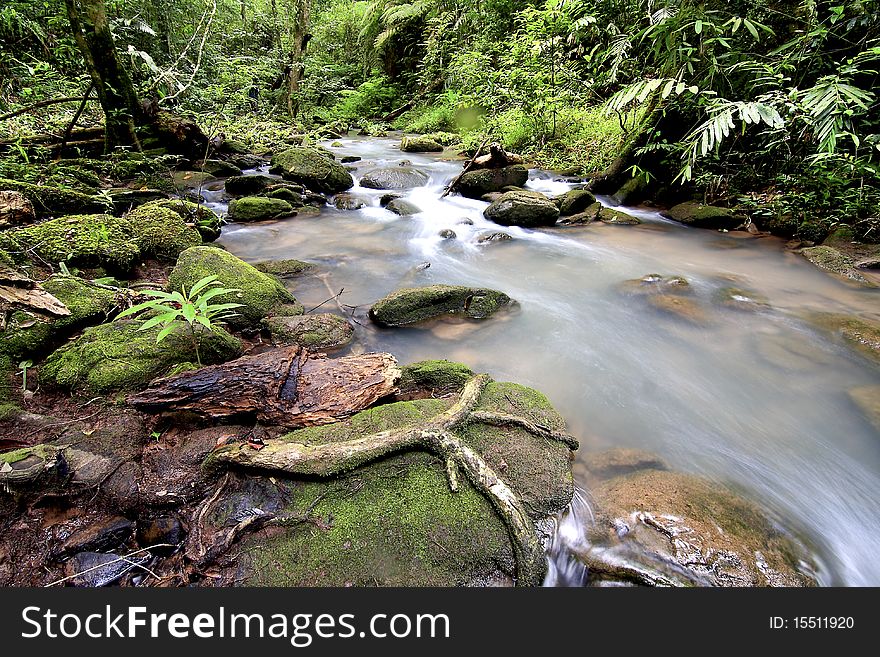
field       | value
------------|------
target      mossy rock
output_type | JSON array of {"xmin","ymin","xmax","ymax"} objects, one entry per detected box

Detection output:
[
  {"xmin": 253, "ymin": 258, "xmax": 314, "ymax": 277},
  {"xmin": 386, "ymin": 198, "xmax": 421, "ymax": 216},
  {"xmin": 662, "ymin": 201, "xmax": 740, "ymax": 230},
  {"xmin": 590, "ymin": 469, "xmax": 816, "ymax": 586},
  {"xmin": 199, "ymin": 159, "xmax": 243, "ymax": 177},
  {"xmin": 370, "ymin": 285, "xmax": 513, "ymax": 327},
  {"xmin": 610, "ymin": 173, "xmax": 649, "ymax": 206},
  {"xmin": 484, "ymin": 190, "xmax": 560, "ymax": 228},
  {"xmin": 230, "ymin": 378, "xmax": 574, "ymax": 586},
  {"xmin": 227, "ymin": 196, "xmax": 294, "ymax": 222},
  {"xmin": 619, "ymin": 273, "xmax": 691, "ymax": 296},
  {"xmin": 147, "ymin": 199, "xmax": 222, "ymax": 242},
  {"xmin": 41, "ymin": 319, "xmax": 242, "ymax": 393},
  {"xmin": 126, "ymin": 204, "xmax": 203, "ymax": 259},
  {"xmin": 808, "ymin": 313, "xmax": 880, "ymax": 366},
  {"xmin": 265, "ymin": 186, "xmax": 304, "ymax": 205},
  {"xmin": 398, "ymin": 359, "xmax": 475, "ymax": 396},
  {"xmin": 597, "ymin": 207, "xmax": 641, "ymax": 225},
  {"xmin": 359, "ymin": 167, "xmax": 429, "ymax": 190},
  {"xmin": 557, "ymin": 202, "xmax": 602, "ymax": 226},
  {"xmin": 400, "ymin": 136, "xmax": 443, "ymax": 153},
  {"xmin": 224, "ymin": 174, "xmax": 275, "ymax": 197},
  {"xmin": 456, "ymin": 165, "xmax": 529, "ymax": 199},
  {"xmin": 555, "ymin": 189, "xmax": 597, "ymax": 216},
  {"xmin": 0, "ymin": 214, "xmax": 140, "ymax": 271},
  {"xmin": 263, "ymin": 313, "xmax": 353, "ymax": 350},
  {"xmin": 0, "ymin": 275, "xmax": 118, "ymax": 359},
  {"xmin": 714, "ymin": 287, "xmax": 770, "ymax": 312},
  {"xmin": 422, "ymin": 131, "xmax": 460, "ymax": 146},
  {"xmin": 0, "ymin": 178, "xmax": 110, "ymax": 218},
  {"xmin": 269, "ymin": 147, "xmax": 353, "ymax": 193},
  {"xmin": 106, "ymin": 188, "xmax": 168, "ymax": 212},
  {"xmin": 169, "ymin": 247, "xmax": 297, "ymax": 328},
  {"xmin": 800, "ymin": 246, "xmax": 874, "ymax": 286}
]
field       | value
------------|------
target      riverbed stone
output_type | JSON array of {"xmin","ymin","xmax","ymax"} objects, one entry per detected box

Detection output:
[
  {"xmin": 170, "ymin": 246, "xmax": 298, "ymax": 328},
  {"xmin": 253, "ymin": 258, "xmax": 314, "ymax": 277},
  {"xmin": 172, "ymin": 171, "xmax": 217, "ymax": 190},
  {"xmin": 224, "ymin": 174, "xmax": 276, "ymax": 197},
  {"xmin": 263, "ymin": 313, "xmax": 354, "ymax": 350},
  {"xmin": 360, "ymin": 167, "xmax": 429, "ymax": 190},
  {"xmin": 714, "ymin": 286, "xmax": 770, "ymax": 311},
  {"xmin": 0, "ymin": 178, "xmax": 110, "ymax": 217},
  {"xmin": 107, "ymin": 188, "xmax": 168, "ymax": 212},
  {"xmin": 228, "ymin": 196, "xmax": 295, "ymax": 222},
  {"xmin": 456, "ymin": 165, "xmax": 529, "ymax": 199},
  {"xmin": 146, "ymin": 199, "xmax": 222, "ymax": 242},
  {"xmin": 397, "ymin": 360, "xmax": 475, "ymax": 398},
  {"xmin": 333, "ymin": 192, "xmax": 368, "ymax": 210},
  {"xmin": 800, "ymin": 246, "xmax": 875, "ymax": 286},
  {"xmin": 223, "ymin": 375, "xmax": 574, "ymax": 586},
  {"xmin": 126, "ymin": 203, "xmax": 204, "ymax": 258},
  {"xmin": 598, "ymin": 207, "xmax": 641, "ymax": 225},
  {"xmin": 199, "ymin": 159, "xmax": 243, "ymax": 177},
  {"xmin": 661, "ymin": 201, "xmax": 741, "ymax": 230},
  {"xmin": 270, "ymin": 147, "xmax": 353, "ymax": 193},
  {"xmin": 808, "ymin": 313, "xmax": 880, "ymax": 366},
  {"xmin": 370, "ymin": 285, "xmax": 514, "ymax": 327},
  {"xmin": 400, "ymin": 136, "xmax": 443, "ymax": 153},
  {"xmin": 557, "ymin": 202, "xmax": 602, "ymax": 226},
  {"xmin": 484, "ymin": 190, "xmax": 560, "ymax": 228},
  {"xmin": 386, "ymin": 198, "xmax": 421, "ymax": 216},
  {"xmin": 555, "ymin": 189, "xmax": 597, "ymax": 216},
  {"xmin": 41, "ymin": 319, "xmax": 242, "ymax": 393},
  {"xmin": 476, "ymin": 231, "xmax": 513, "ymax": 244}
]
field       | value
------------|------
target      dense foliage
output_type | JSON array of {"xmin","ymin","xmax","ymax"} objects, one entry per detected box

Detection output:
[{"xmin": 1, "ymin": 0, "xmax": 878, "ymax": 239}]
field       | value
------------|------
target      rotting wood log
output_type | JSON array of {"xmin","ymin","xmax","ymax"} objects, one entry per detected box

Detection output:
[
  {"xmin": 0, "ymin": 264, "xmax": 70, "ymax": 327},
  {"xmin": 205, "ymin": 374, "xmax": 580, "ymax": 586},
  {"xmin": 128, "ymin": 346, "xmax": 401, "ymax": 426},
  {"xmin": 471, "ymin": 143, "xmax": 525, "ymax": 170}
]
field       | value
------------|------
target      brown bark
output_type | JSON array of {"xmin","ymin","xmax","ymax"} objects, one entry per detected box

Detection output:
[
  {"xmin": 128, "ymin": 346, "xmax": 401, "ymax": 426},
  {"xmin": 0, "ymin": 264, "xmax": 70, "ymax": 323},
  {"xmin": 285, "ymin": 0, "xmax": 311, "ymax": 117}
]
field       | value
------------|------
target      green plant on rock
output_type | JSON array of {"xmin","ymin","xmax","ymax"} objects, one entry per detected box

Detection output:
[{"xmin": 116, "ymin": 275, "xmax": 242, "ymax": 367}]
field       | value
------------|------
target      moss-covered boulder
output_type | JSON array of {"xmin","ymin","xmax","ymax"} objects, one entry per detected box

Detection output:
[
  {"xmin": 557, "ymin": 202, "xmax": 602, "ymax": 226},
  {"xmin": 610, "ymin": 173, "xmax": 649, "ymax": 206},
  {"xmin": 800, "ymin": 246, "xmax": 875, "ymax": 286},
  {"xmin": 147, "ymin": 199, "xmax": 222, "ymax": 242},
  {"xmin": 597, "ymin": 206, "xmax": 641, "ymax": 225},
  {"xmin": 263, "ymin": 313, "xmax": 353, "ymax": 350},
  {"xmin": 0, "ymin": 214, "xmax": 140, "ymax": 271},
  {"xmin": 359, "ymin": 167, "xmax": 429, "ymax": 190},
  {"xmin": 588, "ymin": 468, "xmax": 816, "ymax": 586},
  {"xmin": 41, "ymin": 319, "xmax": 242, "ymax": 393},
  {"xmin": 126, "ymin": 204, "xmax": 203, "ymax": 259},
  {"xmin": 219, "ymin": 376, "xmax": 574, "ymax": 586},
  {"xmin": 0, "ymin": 178, "xmax": 110, "ymax": 217},
  {"xmin": 253, "ymin": 258, "xmax": 314, "ymax": 277},
  {"xmin": 400, "ymin": 136, "xmax": 444, "ymax": 153},
  {"xmin": 370, "ymin": 285, "xmax": 513, "ymax": 327},
  {"xmin": 555, "ymin": 189, "xmax": 597, "ymax": 216},
  {"xmin": 398, "ymin": 360, "xmax": 475, "ymax": 397},
  {"xmin": 484, "ymin": 190, "xmax": 560, "ymax": 228},
  {"xmin": 661, "ymin": 201, "xmax": 741, "ymax": 230},
  {"xmin": 169, "ymin": 247, "xmax": 297, "ymax": 328},
  {"xmin": 227, "ymin": 196, "xmax": 294, "ymax": 222},
  {"xmin": 106, "ymin": 188, "xmax": 168, "ymax": 212},
  {"xmin": 270, "ymin": 147, "xmax": 353, "ymax": 193},
  {"xmin": 224, "ymin": 174, "xmax": 276, "ymax": 197},
  {"xmin": 808, "ymin": 313, "xmax": 880, "ymax": 366},
  {"xmin": 0, "ymin": 275, "xmax": 118, "ymax": 359},
  {"xmin": 456, "ymin": 165, "xmax": 529, "ymax": 199},
  {"xmin": 199, "ymin": 159, "xmax": 243, "ymax": 177}
]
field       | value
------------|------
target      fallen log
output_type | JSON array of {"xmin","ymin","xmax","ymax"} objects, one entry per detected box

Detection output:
[
  {"xmin": 128, "ymin": 346, "xmax": 401, "ymax": 426},
  {"xmin": 471, "ymin": 142, "xmax": 525, "ymax": 170}
]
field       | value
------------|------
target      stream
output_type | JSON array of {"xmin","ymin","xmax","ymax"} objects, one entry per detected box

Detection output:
[{"xmin": 209, "ymin": 135, "xmax": 880, "ymax": 586}]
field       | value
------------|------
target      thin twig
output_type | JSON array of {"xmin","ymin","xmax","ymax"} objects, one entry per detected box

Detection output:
[{"xmin": 44, "ymin": 545, "xmax": 174, "ymax": 587}]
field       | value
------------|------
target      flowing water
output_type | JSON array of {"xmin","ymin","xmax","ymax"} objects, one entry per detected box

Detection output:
[{"xmin": 211, "ymin": 135, "xmax": 880, "ymax": 586}]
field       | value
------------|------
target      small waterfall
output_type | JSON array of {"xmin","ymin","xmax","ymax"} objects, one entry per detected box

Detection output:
[{"xmin": 543, "ymin": 487, "xmax": 594, "ymax": 587}]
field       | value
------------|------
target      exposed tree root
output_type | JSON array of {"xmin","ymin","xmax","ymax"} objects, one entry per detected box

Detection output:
[{"xmin": 205, "ymin": 374, "xmax": 580, "ymax": 586}]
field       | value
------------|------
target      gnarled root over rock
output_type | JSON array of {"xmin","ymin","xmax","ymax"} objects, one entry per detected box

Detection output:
[{"xmin": 205, "ymin": 374, "xmax": 579, "ymax": 586}]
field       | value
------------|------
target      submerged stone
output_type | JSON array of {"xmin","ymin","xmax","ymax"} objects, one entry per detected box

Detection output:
[
  {"xmin": 597, "ymin": 207, "xmax": 641, "ymax": 225},
  {"xmin": 800, "ymin": 246, "xmax": 875, "ymax": 286},
  {"xmin": 170, "ymin": 247, "xmax": 298, "ymax": 328},
  {"xmin": 808, "ymin": 313, "xmax": 880, "ymax": 366},
  {"xmin": 848, "ymin": 386, "xmax": 880, "ymax": 432},
  {"xmin": 263, "ymin": 313, "xmax": 354, "ymax": 350},
  {"xmin": 369, "ymin": 284, "xmax": 514, "ymax": 327}
]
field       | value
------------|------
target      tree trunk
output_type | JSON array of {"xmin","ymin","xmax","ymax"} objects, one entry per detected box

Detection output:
[
  {"xmin": 285, "ymin": 0, "xmax": 311, "ymax": 117},
  {"xmin": 128, "ymin": 347, "xmax": 401, "ymax": 426},
  {"xmin": 64, "ymin": 0, "xmax": 143, "ymax": 153}
]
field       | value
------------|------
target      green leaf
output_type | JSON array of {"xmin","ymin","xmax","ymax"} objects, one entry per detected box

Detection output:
[
  {"xmin": 694, "ymin": 20, "xmax": 702, "ymax": 35},
  {"xmin": 743, "ymin": 18, "xmax": 759, "ymax": 40},
  {"xmin": 189, "ymin": 275, "xmax": 219, "ymax": 297},
  {"xmin": 155, "ymin": 324, "xmax": 177, "ymax": 344},
  {"xmin": 182, "ymin": 302, "xmax": 196, "ymax": 323},
  {"xmin": 138, "ymin": 311, "xmax": 182, "ymax": 331}
]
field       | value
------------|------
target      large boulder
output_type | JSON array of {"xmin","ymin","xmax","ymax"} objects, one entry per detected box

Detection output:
[
  {"xmin": 41, "ymin": 320, "xmax": 242, "ymax": 393},
  {"xmin": 0, "ymin": 214, "xmax": 140, "ymax": 271},
  {"xmin": 359, "ymin": 167, "xmax": 429, "ymax": 190},
  {"xmin": 169, "ymin": 247, "xmax": 300, "ymax": 328},
  {"xmin": 227, "ymin": 196, "xmax": 295, "ymax": 222},
  {"xmin": 207, "ymin": 372, "xmax": 576, "ymax": 586},
  {"xmin": 0, "ymin": 178, "xmax": 109, "ymax": 218},
  {"xmin": 126, "ymin": 203, "xmax": 203, "ymax": 258},
  {"xmin": 146, "ymin": 199, "xmax": 222, "ymax": 242},
  {"xmin": 484, "ymin": 190, "xmax": 560, "ymax": 228},
  {"xmin": 386, "ymin": 198, "xmax": 421, "ymax": 216},
  {"xmin": 0, "ymin": 275, "xmax": 117, "ymax": 359},
  {"xmin": 661, "ymin": 201, "xmax": 741, "ymax": 230},
  {"xmin": 224, "ymin": 174, "xmax": 276, "ymax": 197},
  {"xmin": 554, "ymin": 189, "xmax": 596, "ymax": 216},
  {"xmin": 587, "ymin": 466, "xmax": 816, "ymax": 587},
  {"xmin": 400, "ymin": 136, "xmax": 443, "ymax": 152},
  {"xmin": 370, "ymin": 284, "xmax": 513, "ymax": 327},
  {"xmin": 270, "ymin": 147, "xmax": 353, "ymax": 193},
  {"xmin": 0, "ymin": 191, "xmax": 36, "ymax": 228},
  {"xmin": 456, "ymin": 165, "xmax": 529, "ymax": 199}
]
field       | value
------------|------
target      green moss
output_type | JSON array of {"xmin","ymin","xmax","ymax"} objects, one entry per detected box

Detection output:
[
  {"xmin": 0, "ymin": 274, "xmax": 118, "ymax": 359},
  {"xmin": 227, "ymin": 196, "xmax": 295, "ymax": 222},
  {"xmin": 422, "ymin": 131, "xmax": 461, "ymax": 146},
  {"xmin": 400, "ymin": 136, "xmax": 444, "ymax": 153},
  {"xmin": 399, "ymin": 360, "xmax": 475, "ymax": 394},
  {"xmin": 126, "ymin": 204, "xmax": 203, "ymax": 258},
  {"xmin": 556, "ymin": 189, "xmax": 597, "ymax": 216},
  {"xmin": 810, "ymin": 313, "xmax": 880, "ymax": 366},
  {"xmin": 253, "ymin": 258, "xmax": 313, "ymax": 277},
  {"xmin": 597, "ymin": 207, "xmax": 641, "ymax": 225},
  {"xmin": 662, "ymin": 201, "xmax": 740, "ymax": 230},
  {"xmin": 269, "ymin": 147, "xmax": 353, "ymax": 193},
  {"xmin": 169, "ymin": 246, "xmax": 296, "ymax": 328},
  {"xmin": 148, "ymin": 199, "xmax": 223, "ymax": 242},
  {"xmin": 0, "ymin": 178, "xmax": 109, "ymax": 217},
  {"xmin": 41, "ymin": 319, "xmax": 242, "ymax": 393},
  {"xmin": 0, "ymin": 214, "xmax": 140, "ymax": 271},
  {"xmin": 795, "ymin": 220, "xmax": 830, "ymax": 243},
  {"xmin": 263, "ymin": 313, "xmax": 353, "ymax": 350},
  {"xmin": 370, "ymin": 285, "xmax": 513, "ymax": 327},
  {"xmin": 800, "ymin": 246, "xmax": 872, "ymax": 285}
]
